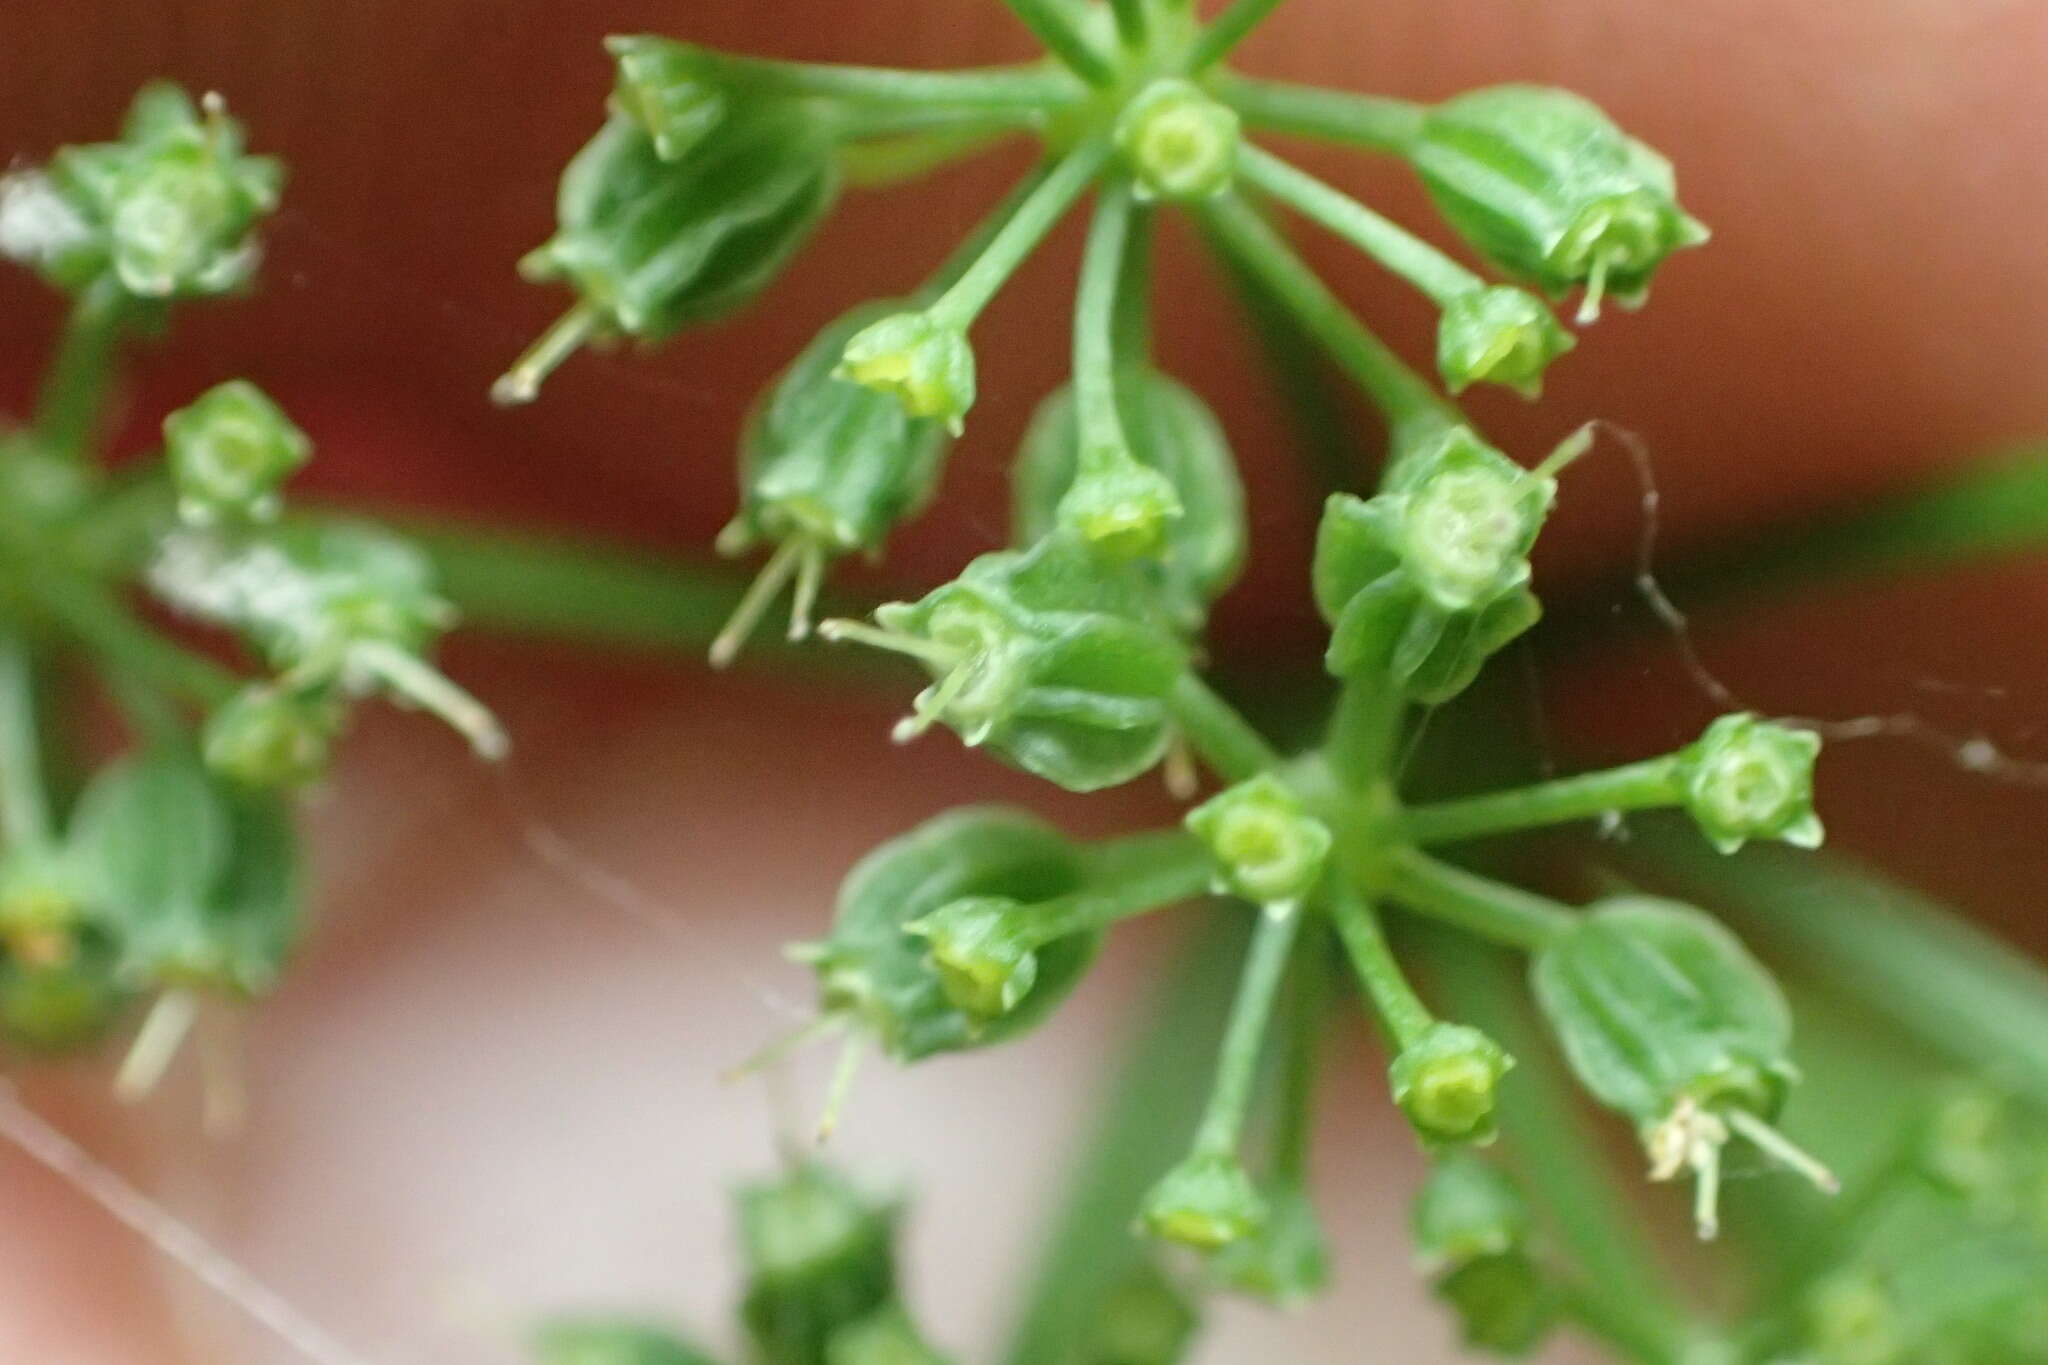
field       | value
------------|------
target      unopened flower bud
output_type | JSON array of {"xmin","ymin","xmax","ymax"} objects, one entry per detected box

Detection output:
[
  {"xmin": 1434, "ymin": 1252, "xmax": 1555, "ymax": 1356},
  {"xmin": 1390, "ymin": 1022, "xmax": 1513, "ymax": 1144},
  {"xmin": 1077, "ymin": 1260, "xmax": 1198, "ymax": 1365},
  {"xmin": 1116, "ymin": 80, "xmax": 1241, "ymax": 203},
  {"xmin": 605, "ymin": 36, "xmax": 730, "ymax": 162},
  {"xmin": 1412, "ymin": 1152, "xmax": 1531, "ymax": 1271},
  {"xmin": 1055, "ymin": 443, "xmax": 1185, "ymax": 563},
  {"xmin": 738, "ymin": 1163, "xmax": 899, "ymax": 1365},
  {"xmin": 163, "ymin": 380, "xmax": 310, "ymax": 524},
  {"xmin": 1210, "ymin": 1181, "xmax": 1328, "ymax": 1306},
  {"xmin": 202, "ymin": 684, "xmax": 342, "ymax": 789},
  {"xmin": 906, "ymin": 896, "xmax": 1040, "ymax": 1022},
  {"xmin": 1408, "ymin": 84, "xmax": 1708, "ymax": 319},
  {"xmin": 1677, "ymin": 713, "xmax": 1823, "ymax": 855},
  {"xmin": 1141, "ymin": 1152, "xmax": 1268, "ymax": 1251},
  {"xmin": 836, "ymin": 312, "xmax": 977, "ymax": 434},
  {"xmin": 1185, "ymin": 775, "xmax": 1331, "ymax": 908},
  {"xmin": 1436, "ymin": 286, "xmax": 1574, "ymax": 398}
]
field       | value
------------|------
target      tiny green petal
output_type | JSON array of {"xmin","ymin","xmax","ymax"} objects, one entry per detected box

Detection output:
[
  {"xmin": 1140, "ymin": 1152, "xmax": 1268, "ymax": 1251},
  {"xmin": 605, "ymin": 36, "xmax": 729, "ymax": 162},
  {"xmin": 836, "ymin": 312, "xmax": 977, "ymax": 434},
  {"xmin": 1115, "ymin": 79, "xmax": 1241, "ymax": 204}
]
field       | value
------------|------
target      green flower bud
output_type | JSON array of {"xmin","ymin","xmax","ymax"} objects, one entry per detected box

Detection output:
[
  {"xmin": 1677, "ymin": 713, "xmax": 1824, "ymax": 855},
  {"xmin": 1436, "ymin": 286, "xmax": 1575, "ymax": 398},
  {"xmin": 1532, "ymin": 897, "xmax": 1835, "ymax": 1238},
  {"xmin": 1115, "ymin": 79, "xmax": 1242, "ymax": 203},
  {"xmin": 28, "ymin": 84, "xmax": 282, "ymax": 302},
  {"xmin": 822, "ymin": 531, "xmax": 1187, "ymax": 793},
  {"xmin": 163, "ymin": 380, "xmax": 311, "ymax": 524},
  {"xmin": 67, "ymin": 754, "xmax": 303, "ymax": 997},
  {"xmin": 1184, "ymin": 775, "xmax": 1331, "ymax": 907},
  {"xmin": 796, "ymin": 808, "xmax": 1092, "ymax": 1062},
  {"xmin": 1077, "ymin": 1261, "xmax": 1199, "ymax": 1365},
  {"xmin": 1054, "ymin": 444, "xmax": 1185, "ymax": 564},
  {"xmin": 1140, "ymin": 1151, "xmax": 1268, "ymax": 1251},
  {"xmin": 712, "ymin": 302, "xmax": 955, "ymax": 664},
  {"xmin": 1313, "ymin": 426, "xmax": 1583, "ymax": 700},
  {"xmin": 1208, "ymin": 1181, "xmax": 1329, "ymax": 1307},
  {"xmin": 825, "ymin": 1304, "xmax": 952, "ymax": 1365},
  {"xmin": 0, "ymin": 948, "xmax": 128, "ymax": 1055},
  {"xmin": 498, "ymin": 108, "xmax": 836, "ymax": 403},
  {"xmin": 1412, "ymin": 1152, "xmax": 1531, "ymax": 1271},
  {"xmin": 1012, "ymin": 372, "xmax": 1247, "ymax": 632},
  {"xmin": 1434, "ymin": 1252, "xmax": 1556, "ymax": 1357},
  {"xmin": 530, "ymin": 1318, "xmax": 719, "ymax": 1365},
  {"xmin": 835, "ymin": 312, "xmax": 977, "ymax": 435},
  {"xmin": 202, "ymin": 684, "xmax": 344, "ymax": 789},
  {"xmin": 1804, "ymin": 1271, "xmax": 1904, "ymax": 1365},
  {"xmin": 904, "ymin": 896, "xmax": 1039, "ymax": 1023},
  {"xmin": 1409, "ymin": 85, "xmax": 1709, "ymax": 317},
  {"xmin": 738, "ymin": 1163, "xmax": 898, "ymax": 1365},
  {"xmin": 1389, "ymin": 1022, "xmax": 1513, "ymax": 1145},
  {"xmin": 605, "ymin": 36, "xmax": 730, "ymax": 162}
]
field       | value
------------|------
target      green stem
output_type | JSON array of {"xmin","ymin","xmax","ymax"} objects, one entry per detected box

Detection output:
[
  {"xmin": 0, "ymin": 635, "xmax": 54, "ymax": 846},
  {"xmin": 1111, "ymin": 201, "xmax": 1156, "ymax": 364},
  {"xmin": 1328, "ymin": 883, "xmax": 1433, "ymax": 1048},
  {"xmin": 1167, "ymin": 673, "xmax": 1284, "ymax": 782},
  {"xmin": 1238, "ymin": 144, "xmax": 1479, "ymax": 303},
  {"xmin": 1216, "ymin": 75, "xmax": 1425, "ymax": 152},
  {"xmin": 714, "ymin": 55, "xmax": 1085, "ymax": 111},
  {"xmin": 994, "ymin": 0, "xmax": 1117, "ymax": 87},
  {"xmin": 33, "ymin": 576, "xmax": 237, "ymax": 707},
  {"xmin": 33, "ymin": 274, "xmax": 128, "ymax": 462},
  {"xmin": 1269, "ymin": 934, "xmax": 1330, "ymax": 1180},
  {"xmin": 1073, "ymin": 180, "xmax": 1138, "ymax": 465},
  {"xmin": 1188, "ymin": 0, "xmax": 1291, "ymax": 70},
  {"xmin": 1026, "ymin": 829, "xmax": 1213, "ymax": 943},
  {"xmin": 927, "ymin": 139, "xmax": 1112, "ymax": 331},
  {"xmin": 1405, "ymin": 755, "xmax": 1684, "ymax": 845},
  {"xmin": 1193, "ymin": 903, "xmax": 1303, "ymax": 1155},
  {"xmin": 1324, "ymin": 674, "xmax": 1407, "ymax": 792},
  {"xmin": 1000, "ymin": 911, "xmax": 1247, "ymax": 1365},
  {"xmin": 1108, "ymin": 0, "xmax": 1149, "ymax": 50},
  {"xmin": 1199, "ymin": 194, "xmax": 1462, "ymax": 451},
  {"xmin": 1382, "ymin": 847, "xmax": 1574, "ymax": 951},
  {"xmin": 835, "ymin": 123, "xmax": 1023, "ymax": 188}
]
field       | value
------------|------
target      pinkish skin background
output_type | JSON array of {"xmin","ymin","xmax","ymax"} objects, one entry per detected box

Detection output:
[{"xmin": 2, "ymin": 1, "xmax": 2048, "ymax": 1361}]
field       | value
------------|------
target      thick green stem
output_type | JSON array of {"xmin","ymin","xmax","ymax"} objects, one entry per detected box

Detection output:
[
  {"xmin": 1188, "ymin": 0, "xmax": 1291, "ymax": 71},
  {"xmin": 715, "ymin": 54, "xmax": 1085, "ymax": 110},
  {"xmin": 1238, "ymin": 145, "xmax": 1479, "ymax": 303},
  {"xmin": 1027, "ymin": 829, "xmax": 1212, "ymax": 943},
  {"xmin": 1328, "ymin": 883, "xmax": 1433, "ymax": 1048},
  {"xmin": 835, "ymin": 123, "xmax": 1023, "ymax": 188},
  {"xmin": 995, "ymin": 0, "xmax": 1117, "ymax": 87},
  {"xmin": 927, "ymin": 139, "xmax": 1112, "ymax": 331},
  {"xmin": 1193, "ymin": 903, "xmax": 1303, "ymax": 1155},
  {"xmin": 1405, "ymin": 755, "xmax": 1684, "ymax": 845},
  {"xmin": 33, "ymin": 274, "xmax": 128, "ymax": 462},
  {"xmin": 1073, "ymin": 180, "xmax": 1138, "ymax": 464},
  {"xmin": 1382, "ymin": 847, "xmax": 1574, "ymax": 951},
  {"xmin": 1324, "ymin": 675, "xmax": 1407, "ymax": 792},
  {"xmin": 1199, "ymin": 194, "xmax": 1462, "ymax": 451},
  {"xmin": 1167, "ymin": 673, "xmax": 1284, "ymax": 782},
  {"xmin": 0, "ymin": 635, "xmax": 54, "ymax": 847},
  {"xmin": 1217, "ymin": 75, "xmax": 1425, "ymax": 152}
]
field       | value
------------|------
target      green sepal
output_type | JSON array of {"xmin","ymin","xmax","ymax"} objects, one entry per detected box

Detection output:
[
  {"xmin": 834, "ymin": 312, "xmax": 976, "ymax": 434},
  {"xmin": 1408, "ymin": 85, "xmax": 1708, "ymax": 311},
  {"xmin": 529, "ymin": 1317, "xmax": 720, "ymax": 1365},
  {"xmin": 1140, "ymin": 1151, "xmax": 1268, "ymax": 1251},
  {"xmin": 824, "ymin": 1304, "xmax": 952, "ymax": 1365},
  {"xmin": 1207, "ymin": 1180, "xmax": 1329, "ymax": 1306},
  {"xmin": 1433, "ymin": 1251, "xmax": 1557, "ymax": 1357},
  {"xmin": 1389, "ymin": 1021, "xmax": 1513, "ymax": 1145},
  {"xmin": 163, "ymin": 380, "xmax": 311, "ymax": 525},
  {"xmin": 67, "ymin": 752, "xmax": 303, "ymax": 996},
  {"xmin": 1436, "ymin": 286, "xmax": 1574, "ymax": 398},
  {"xmin": 738, "ymin": 1162, "xmax": 898, "ymax": 1365},
  {"xmin": 522, "ymin": 108, "xmax": 837, "ymax": 340},
  {"xmin": 24, "ymin": 82, "xmax": 282, "ymax": 301},
  {"xmin": 1411, "ymin": 1152, "xmax": 1531, "ymax": 1271},
  {"xmin": 857, "ymin": 531, "xmax": 1188, "ymax": 792},
  {"xmin": 1183, "ymin": 775, "xmax": 1331, "ymax": 907},
  {"xmin": 798, "ymin": 808, "xmax": 1091, "ymax": 1062},
  {"xmin": 1676, "ymin": 713, "xmax": 1824, "ymax": 855},
  {"xmin": 729, "ymin": 301, "xmax": 954, "ymax": 556},
  {"xmin": 605, "ymin": 36, "xmax": 731, "ymax": 163},
  {"xmin": 1012, "ymin": 372, "xmax": 1246, "ymax": 632},
  {"xmin": 1530, "ymin": 896, "xmax": 1795, "ymax": 1126},
  {"xmin": 1075, "ymin": 1260, "xmax": 1199, "ymax": 1365},
  {"xmin": 1115, "ymin": 79, "xmax": 1241, "ymax": 204}
]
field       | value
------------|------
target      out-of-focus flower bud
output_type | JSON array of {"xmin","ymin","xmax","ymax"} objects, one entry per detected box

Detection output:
[
  {"xmin": 1140, "ymin": 1151, "xmax": 1268, "ymax": 1251},
  {"xmin": 163, "ymin": 380, "xmax": 310, "ymax": 525},
  {"xmin": 1115, "ymin": 80, "xmax": 1241, "ymax": 203}
]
